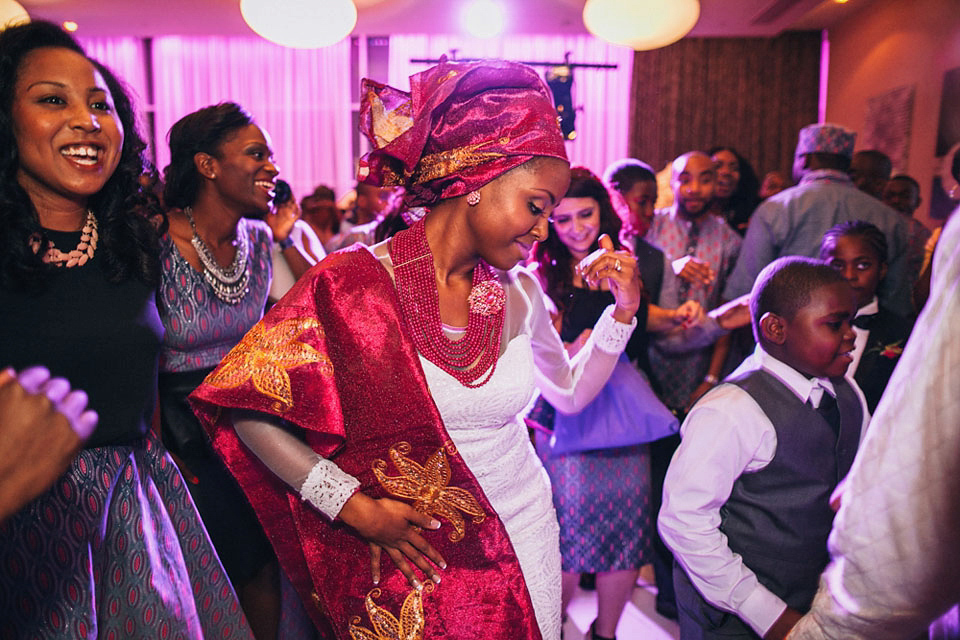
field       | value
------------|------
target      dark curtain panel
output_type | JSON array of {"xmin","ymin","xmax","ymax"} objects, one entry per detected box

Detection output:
[{"xmin": 629, "ymin": 32, "xmax": 821, "ymax": 179}]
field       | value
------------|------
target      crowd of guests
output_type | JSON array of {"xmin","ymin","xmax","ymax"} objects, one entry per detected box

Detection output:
[{"xmin": 2, "ymin": 18, "xmax": 957, "ymax": 640}]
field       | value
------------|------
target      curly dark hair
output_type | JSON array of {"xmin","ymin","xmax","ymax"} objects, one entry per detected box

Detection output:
[
  {"xmin": 0, "ymin": 21, "xmax": 165, "ymax": 291},
  {"xmin": 708, "ymin": 146, "xmax": 760, "ymax": 236},
  {"xmin": 162, "ymin": 102, "xmax": 253, "ymax": 210},
  {"xmin": 535, "ymin": 167, "xmax": 622, "ymax": 314}
]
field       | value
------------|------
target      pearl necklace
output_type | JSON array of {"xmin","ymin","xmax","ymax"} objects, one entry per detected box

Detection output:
[
  {"xmin": 184, "ymin": 207, "xmax": 250, "ymax": 305},
  {"xmin": 28, "ymin": 209, "xmax": 98, "ymax": 267},
  {"xmin": 390, "ymin": 218, "xmax": 506, "ymax": 388}
]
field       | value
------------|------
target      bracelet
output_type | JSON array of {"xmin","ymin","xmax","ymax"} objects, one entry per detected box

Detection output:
[
  {"xmin": 276, "ymin": 235, "xmax": 295, "ymax": 250},
  {"xmin": 703, "ymin": 373, "xmax": 719, "ymax": 386},
  {"xmin": 299, "ymin": 457, "xmax": 361, "ymax": 520}
]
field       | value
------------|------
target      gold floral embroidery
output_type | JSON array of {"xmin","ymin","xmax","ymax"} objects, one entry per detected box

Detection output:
[
  {"xmin": 348, "ymin": 584, "xmax": 433, "ymax": 640},
  {"xmin": 205, "ymin": 317, "xmax": 332, "ymax": 412},
  {"xmin": 413, "ymin": 140, "xmax": 506, "ymax": 185},
  {"xmin": 373, "ymin": 442, "xmax": 485, "ymax": 541},
  {"xmin": 367, "ymin": 88, "xmax": 414, "ymax": 148}
]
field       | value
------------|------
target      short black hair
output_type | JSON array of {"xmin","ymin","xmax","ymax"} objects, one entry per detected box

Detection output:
[
  {"xmin": 887, "ymin": 173, "xmax": 921, "ymax": 194},
  {"xmin": 603, "ymin": 158, "xmax": 656, "ymax": 195},
  {"xmin": 852, "ymin": 150, "xmax": 893, "ymax": 179},
  {"xmin": 750, "ymin": 256, "xmax": 847, "ymax": 343},
  {"xmin": 820, "ymin": 220, "xmax": 888, "ymax": 265}
]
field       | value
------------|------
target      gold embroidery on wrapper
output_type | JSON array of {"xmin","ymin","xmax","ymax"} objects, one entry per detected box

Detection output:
[
  {"xmin": 373, "ymin": 442, "xmax": 485, "ymax": 542},
  {"xmin": 205, "ymin": 317, "xmax": 333, "ymax": 413},
  {"xmin": 413, "ymin": 140, "xmax": 507, "ymax": 185},
  {"xmin": 348, "ymin": 583, "xmax": 433, "ymax": 640}
]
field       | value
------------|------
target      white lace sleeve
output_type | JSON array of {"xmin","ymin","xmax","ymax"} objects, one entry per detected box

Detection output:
[
  {"xmin": 299, "ymin": 458, "xmax": 361, "ymax": 520},
  {"xmin": 515, "ymin": 268, "xmax": 636, "ymax": 415},
  {"xmin": 592, "ymin": 303, "xmax": 638, "ymax": 353},
  {"xmin": 231, "ymin": 409, "xmax": 360, "ymax": 520}
]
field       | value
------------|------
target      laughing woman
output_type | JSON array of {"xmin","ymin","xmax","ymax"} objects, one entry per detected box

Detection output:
[
  {"xmin": 0, "ymin": 22, "xmax": 251, "ymax": 638},
  {"xmin": 157, "ymin": 102, "xmax": 291, "ymax": 638}
]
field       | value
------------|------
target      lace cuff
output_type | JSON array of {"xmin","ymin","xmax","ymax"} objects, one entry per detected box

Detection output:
[
  {"xmin": 593, "ymin": 304, "xmax": 638, "ymax": 354},
  {"xmin": 299, "ymin": 457, "xmax": 361, "ymax": 520}
]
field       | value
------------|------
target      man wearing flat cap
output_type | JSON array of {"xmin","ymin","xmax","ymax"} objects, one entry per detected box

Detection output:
[{"xmin": 724, "ymin": 123, "xmax": 910, "ymax": 316}]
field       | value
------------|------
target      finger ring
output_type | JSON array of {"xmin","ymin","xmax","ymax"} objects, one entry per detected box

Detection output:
[{"xmin": 614, "ymin": 259, "xmax": 622, "ymax": 272}]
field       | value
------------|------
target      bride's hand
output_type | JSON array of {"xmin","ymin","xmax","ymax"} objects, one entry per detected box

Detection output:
[
  {"xmin": 338, "ymin": 492, "xmax": 447, "ymax": 588},
  {"xmin": 576, "ymin": 234, "xmax": 641, "ymax": 323}
]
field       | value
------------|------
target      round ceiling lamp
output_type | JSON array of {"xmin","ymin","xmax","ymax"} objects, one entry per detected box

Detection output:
[
  {"xmin": 0, "ymin": 0, "xmax": 29, "ymax": 30},
  {"xmin": 462, "ymin": 1, "xmax": 505, "ymax": 39},
  {"xmin": 240, "ymin": 0, "xmax": 357, "ymax": 49},
  {"xmin": 583, "ymin": 0, "xmax": 700, "ymax": 51}
]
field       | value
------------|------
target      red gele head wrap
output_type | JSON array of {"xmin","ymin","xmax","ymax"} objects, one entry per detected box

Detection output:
[{"xmin": 358, "ymin": 57, "xmax": 569, "ymax": 207}]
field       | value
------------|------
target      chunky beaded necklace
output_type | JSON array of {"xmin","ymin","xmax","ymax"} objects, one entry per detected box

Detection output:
[
  {"xmin": 28, "ymin": 209, "xmax": 98, "ymax": 267},
  {"xmin": 390, "ymin": 218, "xmax": 506, "ymax": 388},
  {"xmin": 184, "ymin": 207, "xmax": 250, "ymax": 305}
]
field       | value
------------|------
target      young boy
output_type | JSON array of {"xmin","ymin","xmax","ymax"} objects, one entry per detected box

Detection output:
[{"xmin": 658, "ymin": 256, "xmax": 870, "ymax": 640}]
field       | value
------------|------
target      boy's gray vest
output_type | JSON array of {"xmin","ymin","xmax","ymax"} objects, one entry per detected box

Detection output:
[{"xmin": 719, "ymin": 368, "xmax": 862, "ymax": 611}]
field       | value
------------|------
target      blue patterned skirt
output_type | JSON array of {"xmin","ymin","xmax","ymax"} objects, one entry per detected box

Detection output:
[
  {"xmin": 535, "ymin": 431, "xmax": 653, "ymax": 573},
  {"xmin": 0, "ymin": 435, "xmax": 252, "ymax": 639}
]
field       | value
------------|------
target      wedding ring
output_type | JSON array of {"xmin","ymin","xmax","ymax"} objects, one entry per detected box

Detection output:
[{"xmin": 614, "ymin": 259, "xmax": 622, "ymax": 272}]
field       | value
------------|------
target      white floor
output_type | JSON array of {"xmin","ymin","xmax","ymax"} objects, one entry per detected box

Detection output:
[{"xmin": 562, "ymin": 577, "xmax": 680, "ymax": 640}]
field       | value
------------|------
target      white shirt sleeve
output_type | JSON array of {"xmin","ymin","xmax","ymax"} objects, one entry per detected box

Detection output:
[
  {"xmin": 658, "ymin": 382, "xmax": 788, "ymax": 636},
  {"xmin": 515, "ymin": 268, "xmax": 636, "ymax": 415}
]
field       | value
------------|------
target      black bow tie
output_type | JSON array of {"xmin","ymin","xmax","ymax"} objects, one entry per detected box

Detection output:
[{"xmin": 852, "ymin": 313, "xmax": 876, "ymax": 330}]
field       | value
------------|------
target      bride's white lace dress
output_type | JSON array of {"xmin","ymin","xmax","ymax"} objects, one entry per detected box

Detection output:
[
  {"xmin": 421, "ymin": 332, "xmax": 562, "ymax": 638},
  {"xmin": 418, "ymin": 267, "xmax": 635, "ymax": 640}
]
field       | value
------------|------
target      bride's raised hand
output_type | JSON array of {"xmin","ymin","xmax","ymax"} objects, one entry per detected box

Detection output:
[{"xmin": 576, "ymin": 233, "xmax": 641, "ymax": 324}]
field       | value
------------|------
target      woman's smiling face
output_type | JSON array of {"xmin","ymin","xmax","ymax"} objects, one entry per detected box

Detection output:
[
  {"xmin": 550, "ymin": 196, "xmax": 601, "ymax": 260},
  {"xmin": 466, "ymin": 157, "xmax": 571, "ymax": 270},
  {"xmin": 12, "ymin": 47, "xmax": 124, "ymax": 209}
]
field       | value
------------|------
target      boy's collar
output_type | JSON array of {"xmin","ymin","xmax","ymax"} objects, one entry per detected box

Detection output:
[
  {"xmin": 752, "ymin": 344, "xmax": 837, "ymax": 404},
  {"xmin": 856, "ymin": 296, "xmax": 879, "ymax": 316}
]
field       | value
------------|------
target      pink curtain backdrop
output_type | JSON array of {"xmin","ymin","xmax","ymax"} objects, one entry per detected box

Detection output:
[
  {"xmin": 149, "ymin": 36, "xmax": 354, "ymax": 202},
  {"xmin": 387, "ymin": 34, "xmax": 635, "ymax": 178},
  {"xmin": 78, "ymin": 37, "xmax": 151, "ymax": 135}
]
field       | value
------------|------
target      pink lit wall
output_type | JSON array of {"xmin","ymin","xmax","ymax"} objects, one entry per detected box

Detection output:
[{"xmin": 825, "ymin": 0, "xmax": 960, "ymax": 228}]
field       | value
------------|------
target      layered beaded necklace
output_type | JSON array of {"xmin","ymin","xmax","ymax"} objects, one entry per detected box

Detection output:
[
  {"xmin": 28, "ymin": 209, "xmax": 98, "ymax": 267},
  {"xmin": 390, "ymin": 218, "xmax": 506, "ymax": 388},
  {"xmin": 184, "ymin": 207, "xmax": 250, "ymax": 305}
]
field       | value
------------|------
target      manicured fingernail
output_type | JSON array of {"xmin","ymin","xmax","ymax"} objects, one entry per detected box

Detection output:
[
  {"xmin": 430, "ymin": 520, "xmax": 441, "ymax": 529},
  {"xmin": 372, "ymin": 577, "xmax": 379, "ymax": 585},
  {"xmin": 433, "ymin": 574, "xmax": 441, "ymax": 584},
  {"xmin": 413, "ymin": 580, "xmax": 422, "ymax": 591},
  {"xmin": 440, "ymin": 561, "xmax": 447, "ymax": 569}
]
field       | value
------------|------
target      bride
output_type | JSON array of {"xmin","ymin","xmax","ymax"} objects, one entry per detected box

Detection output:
[{"xmin": 190, "ymin": 57, "xmax": 641, "ymax": 640}]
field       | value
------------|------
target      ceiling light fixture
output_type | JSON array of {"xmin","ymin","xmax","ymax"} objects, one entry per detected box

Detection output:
[
  {"xmin": 462, "ymin": 0, "xmax": 505, "ymax": 39},
  {"xmin": 583, "ymin": 0, "xmax": 700, "ymax": 51},
  {"xmin": 0, "ymin": 0, "xmax": 29, "ymax": 30},
  {"xmin": 240, "ymin": 0, "xmax": 357, "ymax": 49}
]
